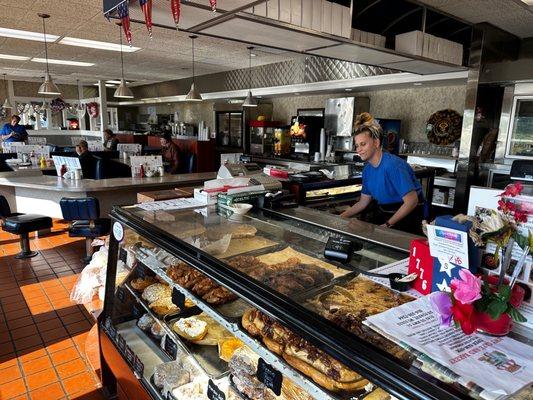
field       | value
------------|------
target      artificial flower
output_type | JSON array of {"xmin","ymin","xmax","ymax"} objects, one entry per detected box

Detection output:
[
  {"xmin": 429, "ymin": 292, "xmax": 453, "ymax": 327},
  {"xmin": 451, "ymin": 301, "xmax": 477, "ymax": 335},
  {"xmin": 500, "ymin": 182, "xmax": 523, "ymax": 198},
  {"xmin": 451, "ymin": 269, "xmax": 482, "ymax": 305}
]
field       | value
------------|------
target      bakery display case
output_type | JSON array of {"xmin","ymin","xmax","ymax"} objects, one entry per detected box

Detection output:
[{"xmin": 100, "ymin": 205, "xmax": 522, "ymax": 400}]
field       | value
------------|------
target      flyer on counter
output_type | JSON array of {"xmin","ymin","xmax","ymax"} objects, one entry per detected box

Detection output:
[
  {"xmin": 365, "ymin": 298, "xmax": 533, "ymax": 397},
  {"xmin": 426, "ymin": 224, "xmax": 469, "ymax": 269},
  {"xmin": 135, "ymin": 198, "xmax": 205, "ymax": 211}
]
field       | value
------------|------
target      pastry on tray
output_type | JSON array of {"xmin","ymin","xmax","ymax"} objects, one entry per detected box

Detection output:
[
  {"xmin": 206, "ymin": 224, "xmax": 257, "ymax": 240},
  {"xmin": 130, "ymin": 276, "xmax": 156, "ymax": 291},
  {"xmin": 148, "ymin": 297, "xmax": 179, "ymax": 316},
  {"xmin": 173, "ymin": 313, "xmax": 231, "ymax": 345},
  {"xmin": 242, "ymin": 309, "xmax": 368, "ymax": 392},
  {"xmin": 218, "ymin": 338, "xmax": 244, "ymax": 362},
  {"xmin": 141, "ymin": 283, "xmax": 171, "ymax": 303},
  {"xmin": 306, "ymin": 277, "xmax": 414, "ymax": 364}
]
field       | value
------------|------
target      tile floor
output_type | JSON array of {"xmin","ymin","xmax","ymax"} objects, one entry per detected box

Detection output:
[{"xmin": 0, "ymin": 221, "xmax": 106, "ymax": 400}]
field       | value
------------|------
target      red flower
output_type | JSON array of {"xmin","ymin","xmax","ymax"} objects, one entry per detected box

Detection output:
[
  {"xmin": 451, "ymin": 301, "xmax": 477, "ymax": 334},
  {"xmin": 513, "ymin": 209, "xmax": 529, "ymax": 224},
  {"xmin": 500, "ymin": 183, "xmax": 523, "ymax": 198}
]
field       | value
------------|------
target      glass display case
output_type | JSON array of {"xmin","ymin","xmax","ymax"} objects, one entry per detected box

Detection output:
[
  {"xmin": 100, "ymin": 205, "xmax": 531, "ymax": 400},
  {"xmin": 507, "ymin": 96, "xmax": 533, "ymax": 159}
]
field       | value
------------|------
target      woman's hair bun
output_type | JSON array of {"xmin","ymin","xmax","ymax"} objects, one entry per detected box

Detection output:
[{"xmin": 354, "ymin": 112, "xmax": 374, "ymax": 130}]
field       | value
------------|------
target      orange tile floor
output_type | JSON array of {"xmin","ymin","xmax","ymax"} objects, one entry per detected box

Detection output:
[{"xmin": 0, "ymin": 221, "xmax": 107, "ymax": 400}]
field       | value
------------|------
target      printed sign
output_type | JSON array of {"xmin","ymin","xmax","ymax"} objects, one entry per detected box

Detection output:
[
  {"xmin": 257, "ymin": 358, "xmax": 283, "ymax": 396},
  {"xmin": 207, "ymin": 379, "xmax": 225, "ymax": 400},
  {"xmin": 164, "ymin": 336, "xmax": 178, "ymax": 360}
]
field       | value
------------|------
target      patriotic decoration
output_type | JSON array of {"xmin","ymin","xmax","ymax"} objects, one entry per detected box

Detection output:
[
  {"xmin": 140, "ymin": 0, "xmax": 153, "ymax": 37},
  {"xmin": 117, "ymin": 1, "xmax": 133, "ymax": 46},
  {"xmin": 170, "ymin": 0, "xmax": 181, "ymax": 27},
  {"xmin": 209, "ymin": 0, "xmax": 217, "ymax": 12}
]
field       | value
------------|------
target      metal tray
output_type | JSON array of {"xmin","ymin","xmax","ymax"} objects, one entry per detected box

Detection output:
[{"xmin": 165, "ymin": 309, "xmax": 229, "ymax": 380}]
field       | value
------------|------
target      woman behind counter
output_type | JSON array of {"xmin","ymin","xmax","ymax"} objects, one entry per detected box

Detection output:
[
  {"xmin": 0, "ymin": 115, "xmax": 28, "ymax": 143},
  {"xmin": 103, "ymin": 129, "xmax": 119, "ymax": 151},
  {"xmin": 341, "ymin": 113, "xmax": 424, "ymax": 234}
]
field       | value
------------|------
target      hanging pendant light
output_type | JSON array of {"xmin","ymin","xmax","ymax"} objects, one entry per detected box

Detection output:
[
  {"xmin": 185, "ymin": 35, "xmax": 202, "ymax": 102},
  {"xmin": 40, "ymin": 77, "xmax": 49, "ymax": 111},
  {"xmin": 242, "ymin": 46, "xmax": 257, "ymax": 108},
  {"xmin": 37, "ymin": 14, "xmax": 61, "ymax": 96},
  {"xmin": 114, "ymin": 22, "xmax": 134, "ymax": 98},
  {"xmin": 2, "ymin": 74, "xmax": 13, "ymax": 109}
]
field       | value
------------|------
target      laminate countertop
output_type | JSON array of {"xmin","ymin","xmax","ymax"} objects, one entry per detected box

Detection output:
[{"xmin": 0, "ymin": 172, "xmax": 216, "ymax": 192}]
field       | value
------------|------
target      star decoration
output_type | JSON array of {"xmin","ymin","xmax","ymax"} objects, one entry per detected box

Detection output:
[
  {"xmin": 438, "ymin": 257, "xmax": 458, "ymax": 278},
  {"xmin": 436, "ymin": 279, "xmax": 451, "ymax": 292}
]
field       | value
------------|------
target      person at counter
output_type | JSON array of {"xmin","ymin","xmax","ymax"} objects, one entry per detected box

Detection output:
[
  {"xmin": 0, "ymin": 115, "xmax": 28, "ymax": 143},
  {"xmin": 103, "ymin": 129, "xmax": 119, "ymax": 151},
  {"xmin": 76, "ymin": 140, "xmax": 98, "ymax": 179},
  {"xmin": 340, "ymin": 113, "xmax": 424, "ymax": 234},
  {"xmin": 160, "ymin": 132, "xmax": 181, "ymax": 174}
]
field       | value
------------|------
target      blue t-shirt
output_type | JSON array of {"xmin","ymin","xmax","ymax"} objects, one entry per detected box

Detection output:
[
  {"xmin": 362, "ymin": 152, "xmax": 422, "ymax": 204},
  {"xmin": 1, "ymin": 123, "xmax": 28, "ymax": 142}
]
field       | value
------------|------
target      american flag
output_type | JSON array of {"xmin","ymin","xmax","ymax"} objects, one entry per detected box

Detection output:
[
  {"xmin": 117, "ymin": 1, "xmax": 132, "ymax": 46},
  {"xmin": 139, "ymin": 0, "xmax": 153, "ymax": 37}
]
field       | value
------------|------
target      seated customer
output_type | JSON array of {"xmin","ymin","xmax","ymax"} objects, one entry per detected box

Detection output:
[
  {"xmin": 76, "ymin": 140, "xmax": 98, "ymax": 179},
  {"xmin": 160, "ymin": 132, "xmax": 181, "ymax": 174},
  {"xmin": 103, "ymin": 129, "xmax": 119, "ymax": 151},
  {"xmin": 0, "ymin": 115, "xmax": 28, "ymax": 143}
]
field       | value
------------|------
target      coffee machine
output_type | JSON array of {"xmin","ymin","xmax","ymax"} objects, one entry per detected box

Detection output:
[{"xmin": 289, "ymin": 116, "xmax": 324, "ymax": 161}]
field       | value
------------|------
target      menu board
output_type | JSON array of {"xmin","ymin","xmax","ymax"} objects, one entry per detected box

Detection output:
[
  {"xmin": 14, "ymin": 144, "xmax": 50, "ymax": 160},
  {"xmin": 118, "ymin": 143, "xmax": 142, "ymax": 156},
  {"xmin": 87, "ymin": 141, "xmax": 105, "ymax": 151},
  {"xmin": 51, "ymin": 155, "xmax": 81, "ymax": 175},
  {"xmin": 130, "ymin": 155, "xmax": 162, "ymax": 177}
]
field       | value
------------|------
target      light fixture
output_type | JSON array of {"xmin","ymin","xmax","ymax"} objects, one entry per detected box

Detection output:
[
  {"xmin": 0, "ymin": 27, "xmax": 59, "ymax": 42},
  {"xmin": 2, "ymin": 74, "xmax": 13, "ymax": 109},
  {"xmin": 344, "ymin": 88, "xmax": 352, "ymax": 92},
  {"xmin": 40, "ymin": 77, "xmax": 49, "ymax": 111},
  {"xmin": 59, "ymin": 37, "xmax": 141, "ymax": 52},
  {"xmin": 37, "ymin": 14, "xmax": 61, "ymax": 96},
  {"xmin": 106, "ymin": 79, "xmax": 131, "ymax": 84},
  {"xmin": 185, "ymin": 35, "xmax": 202, "ymax": 102},
  {"xmin": 413, "ymin": 82, "xmax": 423, "ymax": 86},
  {"xmin": 31, "ymin": 58, "xmax": 94, "ymax": 67},
  {"xmin": 0, "ymin": 53, "xmax": 31, "ymax": 61},
  {"xmin": 114, "ymin": 22, "xmax": 134, "ymax": 99},
  {"xmin": 242, "ymin": 46, "xmax": 257, "ymax": 108}
]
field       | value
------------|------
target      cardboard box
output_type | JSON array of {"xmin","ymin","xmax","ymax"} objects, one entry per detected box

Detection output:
[
  {"xmin": 137, "ymin": 188, "xmax": 192, "ymax": 203},
  {"xmin": 331, "ymin": 2, "xmax": 343, "ymax": 36},
  {"xmin": 291, "ymin": 0, "xmax": 302, "ymax": 26},
  {"xmin": 254, "ymin": 2, "xmax": 267, "ymax": 16},
  {"xmin": 193, "ymin": 188, "xmax": 219, "ymax": 205},
  {"xmin": 351, "ymin": 28, "xmax": 361, "ymax": 42},
  {"xmin": 341, "ymin": 5, "xmax": 351, "ymax": 38},
  {"xmin": 395, "ymin": 30, "xmax": 424, "ymax": 56},
  {"xmin": 267, "ymin": 0, "xmax": 280, "ymax": 20},
  {"xmin": 217, "ymin": 191, "xmax": 267, "ymax": 206},
  {"xmin": 279, "ymin": 0, "xmax": 291, "ymax": 22},
  {"xmin": 311, "ymin": 0, "xmax": 322, "ymax": 31},
  {"xmin": 301, "ymin": 0, "xmax": 312, "ymax": 28},
  {"xmin": 321, "ymin": 0, "xmax": 332, "ymax": 34}
]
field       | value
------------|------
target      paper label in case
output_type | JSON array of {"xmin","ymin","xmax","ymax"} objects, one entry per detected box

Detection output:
[
  {"xmin": 171, "ymin": 287, "xmax": 185, "ymax": 309},
  {"xmin": 164, "ymin": 336, "xmax": 178, "ymax": 360},
  {"xmin": 207, "ymin": 379, "xmax": 225, "ymax": 400}
]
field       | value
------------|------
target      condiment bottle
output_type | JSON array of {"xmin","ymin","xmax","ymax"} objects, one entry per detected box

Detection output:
[
  {"xmin": 39, "ymin": 155, "xmax": 46, "ymax": 169},
  {"xmin": 60, "ymin": 164, "xmax": 67, "ymax": 177},
  {"xmin": 139, "ymin": 163, "xmax": 145, "ymax": 178}
]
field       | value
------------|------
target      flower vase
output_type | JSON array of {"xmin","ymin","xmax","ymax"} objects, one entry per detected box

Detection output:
[{"xmin": 476, "ymin": 276, "xmax": 525, "ymax": 336}]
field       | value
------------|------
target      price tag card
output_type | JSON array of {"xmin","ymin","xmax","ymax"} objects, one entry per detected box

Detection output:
[
  {"xmin": 117, "ymin": 334, "xmax": 126, "ymax": 353},
  {"xmin": 119, "ymin": 248, "xmax": 127, "ymax": 263},
  {"xmin": 207, "ymin": 379, "xmax": 226, "ymax": 400},
  {"xmin": 164, "ymin": 336, "xmax": 178, "ymax": 360},
  {"xmin": 136, "ymin": 262, "xmax": 147, "ymax": 280},
  {"xmin": 171, "ymin": 287, "xmax": 185, "ymax": 309},
  {"xmin": 108, "ymin": 324, "xmax": 117, "ymax": 340},
  {"xmin": 133, "ymin": 355, "xmax": 145, "ymax": 377},
  {"xmin": 132, "ymin": 303, "xmax": 143, "ymax": 319},
  {"xmin": 116, "ymin": 286, "xmax": 126, "ymax": 303},
  {"xmin": 256, "ymin": 358, "xmax": 283, "ymax": 396},
  {"xmin": 125, "ymin": 345, "xmax": 135, "ymax": 365}
]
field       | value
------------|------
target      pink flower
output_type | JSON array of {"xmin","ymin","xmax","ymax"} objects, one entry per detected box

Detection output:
[{"xmin": 451, "ymin": 269, "xmax": 482, "ymax": 305}]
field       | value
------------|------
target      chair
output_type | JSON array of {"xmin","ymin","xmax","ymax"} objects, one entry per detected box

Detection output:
[
  {"xmin": 95, "ymin": 158, "xmax": 131, "ymax": 180},
  {"xmin": 180, "ymin": 153, "xmax": 196, "ymax": 173},
  {"xmin": 59, "ymin": 197, "xmax": 111, "ymax": 261},
  {"xmin": 0, "ymin": 195, "xmax": 52, "ymax": 259}
]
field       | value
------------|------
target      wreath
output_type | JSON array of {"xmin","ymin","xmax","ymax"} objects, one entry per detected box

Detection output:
[
  {"xmin": 87, "ymin": 102, "xmax": 99, "ymax": 118},
  {"xmin": 426, "ymin": 109, "xmax": 463, "ymax": 145}
]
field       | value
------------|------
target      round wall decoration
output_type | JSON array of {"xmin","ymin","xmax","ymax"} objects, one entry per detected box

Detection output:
[{"xmin": 426, "ymin": 109, "xmax": 463, "ymax": 145}]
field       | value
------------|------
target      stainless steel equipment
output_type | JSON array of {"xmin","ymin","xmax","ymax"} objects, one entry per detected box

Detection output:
[{"xmin": 325, "ymin": 97, "xmax": 355, "ymax": 137}]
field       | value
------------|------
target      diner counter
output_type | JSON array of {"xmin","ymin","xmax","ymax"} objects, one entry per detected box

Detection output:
[{"xmin": 0, "ymin": 172, "xmax": 215, "ymax": 218}]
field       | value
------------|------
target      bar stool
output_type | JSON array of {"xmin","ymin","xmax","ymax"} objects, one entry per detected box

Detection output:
[{"xmin": 0, "ymin": 195, "xmax": 52, "ymax": 259}]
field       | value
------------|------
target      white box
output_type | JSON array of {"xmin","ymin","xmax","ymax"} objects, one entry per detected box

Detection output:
[
  {"xmin": 254, "ymin": 2, "xmax": 267, "ymax": 16},
  {"xmin": 311, "ymin": 0, "xmax": 322, "ymax": 31},
  {"xmin": 301, "ymin": 0, "xmax": 312, "ymax": 28},
  {"xmin": 267, "ymin": 0, "xmax": 280, "ymax": 20},
  {"xmin": 376, "ymin": 34, "xmax": 386, "ymax": 48},
  {"xmin": 321, "ymin": 0, "xmax": 332, "ymax": 34},
  {"xmin": 291, "ymin": 0, "xmax": 302, "ymax": 26},
  {"xmin": 331, "ymin": 2, "xmax": 343, "ymax": 36},
  {"xmin": 279, "ymin": 0, "xmax": 291, "ymax": 22},
  {"xmin": 359, "ymin": 29, "xmax": 368, "ymax": 44},
  {"xmin": 193, "ymin": 188, "xmax": 218, "ymax": 205},
  {"xmin": 341, "ymin": 5, "xmax": 351, "ymax": 38}
]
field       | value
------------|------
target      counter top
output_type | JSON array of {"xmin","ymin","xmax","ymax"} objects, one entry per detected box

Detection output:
[
  {"xmin": 28, "ymin": 130, "xmax": 102, "ymax": 137},
  {"xmin": 0, "ymin": 172, "xmax": 216, "ymax": 192},
  {"xmin": 271, "ymin": 206, "xmax": 420, "ymax": 252}
]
